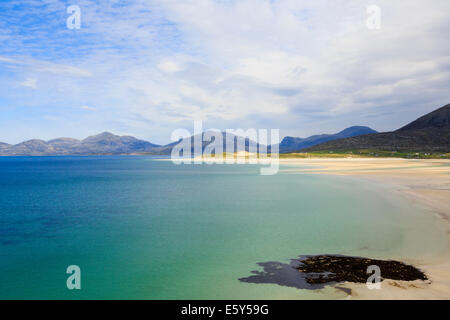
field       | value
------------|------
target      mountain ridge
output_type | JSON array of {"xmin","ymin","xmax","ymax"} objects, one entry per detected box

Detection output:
[
  {"xmin": 279, "ymin": 126, "xmax": 377, "ymax": 153},
  {"xmin": 0, "ymin": 131, "xmax": 264, "ymax": 156},
  {"xmin": 0, "ymin": 133, "xmax": 161, "ymax": 156},
  {"xmin": 304, "ymin": 104, "xmax": 450, "ymax": 152},
  {"xmin": 397, "ymin": 104, "xmax": 450, "ymax": 131},
  {"xmin": 2, "ymin": 104, "xmax": 448, "ymax": 155}
]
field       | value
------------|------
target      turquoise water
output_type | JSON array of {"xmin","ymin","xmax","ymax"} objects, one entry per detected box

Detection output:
[{"xmin": 0, "ymin": 156, "xmax": 447, "ymax": 299}]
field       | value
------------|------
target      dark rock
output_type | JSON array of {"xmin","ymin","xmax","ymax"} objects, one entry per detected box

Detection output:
[{"xmin": 296, "ymin": 255, "xmax": 427, "ymax": 284}]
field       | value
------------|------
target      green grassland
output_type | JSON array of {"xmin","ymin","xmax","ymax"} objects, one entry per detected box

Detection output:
[{"xmin": 281, "ymin": 150, "xmax": 450, "ymax": 159}]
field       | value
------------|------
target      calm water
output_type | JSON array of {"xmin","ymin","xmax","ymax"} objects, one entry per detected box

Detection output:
[{"xmin": 0, "ymin": 156, "xmax": 446, "ymax": 299}]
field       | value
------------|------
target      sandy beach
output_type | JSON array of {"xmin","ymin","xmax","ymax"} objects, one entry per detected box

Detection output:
[{"xmin": 280, "ymin": 158, "xmax": 450, "ymax": 299}]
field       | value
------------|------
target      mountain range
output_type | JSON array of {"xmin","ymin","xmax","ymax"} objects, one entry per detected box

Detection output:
[
  {"xmin": 0, "ymin": 103, "xmax": 448, "ymax": 156},
  {"xmin": 304, "ymin": 103, "xmax": 450, "ymax": 153},
  {"xmin": 0, "ymin": 127, "xmax": 374, "ymax": 156},
  {"xmin": 0, "ymin": 131, "xmax": 265, "ymax": 156},
  {"xmin": 0, "ymin": 132, "xmax": 162, "ymax": 156}
]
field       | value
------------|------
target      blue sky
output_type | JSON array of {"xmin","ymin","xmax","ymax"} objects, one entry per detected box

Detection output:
[{"xmin": 0, "ymin": 0, "xmax": 449, "ymax": 144}]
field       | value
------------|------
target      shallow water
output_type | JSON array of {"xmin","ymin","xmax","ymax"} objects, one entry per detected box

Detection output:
[{"xmin": 0, "ymin": 156, "xmax": 446, "ymax": 299}]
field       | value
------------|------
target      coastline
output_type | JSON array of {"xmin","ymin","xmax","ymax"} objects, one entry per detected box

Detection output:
[{"xmin": 279, "ymin": 158, "xmax": 450, "ymax": 299}]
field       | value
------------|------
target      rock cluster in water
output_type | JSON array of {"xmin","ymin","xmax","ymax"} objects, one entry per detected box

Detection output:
[{"xmin": 296, "ymin": 255, "xmax": 428, "ymax": 284}]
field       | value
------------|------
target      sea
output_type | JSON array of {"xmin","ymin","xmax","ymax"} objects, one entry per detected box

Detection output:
[{"xmin": 0, "ymin": 156, "xmax": 446, "ymax": 299}]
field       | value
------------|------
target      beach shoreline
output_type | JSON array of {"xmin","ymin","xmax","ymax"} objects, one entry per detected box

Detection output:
[
  {"xmin": 279, "ymin": 158, "xmax": 450, "ymax": 299},
  {"xmin": 152, "ymin": 156, "xmax": 450, "ymax": 298}
]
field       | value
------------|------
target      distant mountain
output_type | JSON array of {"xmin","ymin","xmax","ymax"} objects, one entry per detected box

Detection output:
[
  {"xmin": 304, "ymin": 104, "xmax": 450, "ymax": 152},
  {"xmin": 279, "ymin": 126, "xmax": 377, "ymax": 153},
  {"xmin": 74, "ymin": 132, "xmax": 161, "ymax": 155},
  {"xmin": 4, "ymin": 103, "xmax": 447, "ymax": 156},
  {"xmin": 47, "ymin": 137, "xmax": 80, "ymax": 150},
  {"xmin": 0, "ymin": 131, "xmax": 265, "ymax": 156},
  {"xmin": 9, "ymin": 139, "xmax": 55, "ymax": 155},
  {"xmin": 157, "ymin": 131, "xmax": 266, "ymax": 155},
  {"xmin": 0, "ymin": 132, "xmax": 162, "ymax": 156}
]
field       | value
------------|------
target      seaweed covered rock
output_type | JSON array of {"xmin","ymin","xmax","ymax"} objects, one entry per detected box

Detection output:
[{"xmin": 297, "ymin": 255, "xmax": 427, "ymax": 284}]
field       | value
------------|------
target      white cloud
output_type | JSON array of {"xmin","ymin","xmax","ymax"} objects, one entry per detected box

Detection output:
[
  {"xmin": 0, "ymin": 56, "xmax": 17, "ymax": 63},
  {"xmin": 34, "ymin": 62, "xmax": 92, "ymax": 77},
  {"xmin": 1, "ymin": 0, "xmax": 449, "ymax": 142},
  {"xmin": 0, "ymin": 55, "xmax": 92, "ymax": 77},
  {"xmin": 20, "ymin": 78, "xmax": 37, "ymax": 89},
  {"xmin": 80, "ymin": 105, "xmax": 96, "ymax": 111},
  {"xmin": 157, "ymin": 60, "xmax": 182, "ymax": 73}
]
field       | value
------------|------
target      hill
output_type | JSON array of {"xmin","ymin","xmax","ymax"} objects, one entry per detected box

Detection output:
[
  {"xmin": 304, "ymin": 104, "xmax": 450, "ymax": 153},
  {"xmin": 279, "ymin": 126, "xmax": 377, "ymax": 153}
]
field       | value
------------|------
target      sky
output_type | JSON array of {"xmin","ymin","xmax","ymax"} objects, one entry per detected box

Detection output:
[{"xmin": 0, "ymin": 0, "xmax": 449, "ymax": 145}]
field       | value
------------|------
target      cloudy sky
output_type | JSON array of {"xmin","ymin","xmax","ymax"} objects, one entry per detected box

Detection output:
[{"xmin": 0, "ymin": 0, "xmax": 449, "ymax": 144}]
